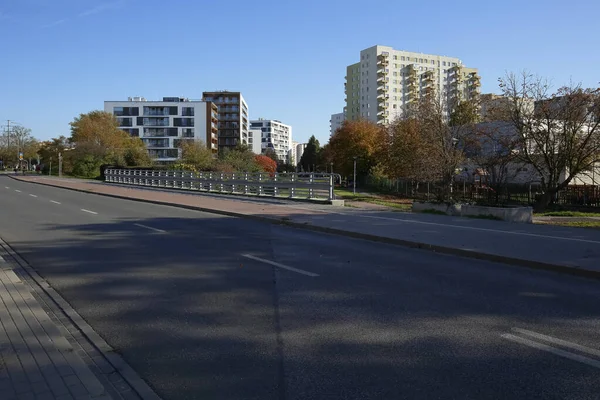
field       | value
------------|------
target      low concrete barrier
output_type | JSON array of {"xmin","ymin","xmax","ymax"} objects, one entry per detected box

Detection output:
[
  {"xmin": 412, "ymin": 202, "xmax": 462, "ymax": 216},
  {"xmin": 413, "ymin": 202, "xmax": 533, "ymax": 223},
  {"xmin": 461, "ymin": 205, "xmax": 533, "ymax": 223}
]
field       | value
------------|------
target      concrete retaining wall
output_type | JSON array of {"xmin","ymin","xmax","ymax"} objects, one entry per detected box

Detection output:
[
  {"xmin": 413, "ymin": 202, "xmax": 533, "ymax": 223},
  {"xmin": 412, "ymin": 202, "xmax": 462, "ymax": 216},
  {"xmin": 461, "ymin": 205, "xmax": 533, "ymax": 223}
]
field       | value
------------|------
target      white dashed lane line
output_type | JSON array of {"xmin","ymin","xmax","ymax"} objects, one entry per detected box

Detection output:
[
  {"xmin": 81, "ymin": 209, "xmax": 98, "ymax": 215},
  {"xmin": 50, "ymin": 200, "xmax": 61, "ymax": 205},
  {"xmin": 241, "ymin": 254, "xmax": 319, "ymax": 277},
  {"xmin": 134, "ymin": 223, "xmax": 167, "ymax": 234},
  {"xmin": 29, "ymin": 194, "xmax": 37, "ymax": 198},
  {"xmin": 14, "ymin": 190, "xmax": 21, "ymax": 193}
]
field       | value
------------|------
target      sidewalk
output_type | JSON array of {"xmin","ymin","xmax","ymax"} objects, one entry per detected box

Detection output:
[
  {"xmin": 0, "ymin": 254, "xmax": 111, "ymax": 400},
  {"xmin": 12, "ymin": 175, "xmax": 600, "ymax": 279}
]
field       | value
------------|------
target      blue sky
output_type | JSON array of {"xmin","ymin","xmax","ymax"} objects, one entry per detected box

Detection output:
[{"xmin": 1, "ymin": 0, "xmax": 599, "ymax": 144}]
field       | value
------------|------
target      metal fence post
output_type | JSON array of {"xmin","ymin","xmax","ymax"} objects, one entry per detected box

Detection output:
[
  {"xmin": 309, "ymin": 173, "xmax": 314, "ymax": 199},
  {"xmin": 274, "ymin": 173, "xmax": 278, "ymax": 197},
  {"xmin": 244, "ymin": 173, "xmax": 249, "ymax": 194},
  {"xmin": 258, "ymin": 174, "xmax": 263, "ymax": 196},
  {"xmin": 328, "ymin": 174, "xmax": 334, "ymax": 201}
]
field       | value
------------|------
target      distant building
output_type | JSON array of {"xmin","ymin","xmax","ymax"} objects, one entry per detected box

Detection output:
[
  {"xmin": 345, "ymin": 45, "xmax": 481, "ymax": 124},
  {"xmin": 330, "ymin": 112, "xmax": 345, "ymax": 136},
  {"xmin": 248, "ymin": 128, "xmax": 262, "ymax": 154},
  {"xmin": 295, "ymin": 142, "xmax": 307, "ymax": 166},
  {"xmin": 250, "ymin": 119, "xmax": 292, "ymax": 164},
  {"xmin": 104, "ymin": 96, "xmax": 218, "ymax": 162},
  {"xmin": 202, "ymin": 91, "xmax": 249, "ymax": 152}
]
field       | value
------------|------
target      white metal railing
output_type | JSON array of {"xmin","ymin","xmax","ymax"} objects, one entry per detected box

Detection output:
[{"xmin": 105, "ymin": 169, "xmax": 340, "ymax": 201}]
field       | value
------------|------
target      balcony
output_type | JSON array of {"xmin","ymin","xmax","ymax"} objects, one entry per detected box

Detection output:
[
  {"xmin": 378, "ymin": 103, "xmax": 388, "ymax": 111},
  {"xmin": 377, "ymin": 68, "xmax": 387, "ymax": 76},
  {"xmin": 377, "ymin": 54, "xmax": 389, "ymax": 66},
  {"xmin": 377, "ymin": 86, "xmax": 387, "ymax": 94}
]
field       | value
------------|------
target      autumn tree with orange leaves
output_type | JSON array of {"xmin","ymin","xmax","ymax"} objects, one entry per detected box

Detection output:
[
  {"xmin": 328, "ymin": 120, "xmax": 385, "ymax": 177},
  {"xmin": 255, "ymin": 154, "xmax": 277, "ymax": 174}
]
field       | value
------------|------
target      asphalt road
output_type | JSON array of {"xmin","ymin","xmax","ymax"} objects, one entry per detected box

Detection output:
[{"xmin": 2, "ymin": 175, "xmax": 600, "ymax": 400}]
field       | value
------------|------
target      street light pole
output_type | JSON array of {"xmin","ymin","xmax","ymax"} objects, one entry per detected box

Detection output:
[{"xmin": 353, "ymin": 156, "xmax": 357, "ymax": 195}]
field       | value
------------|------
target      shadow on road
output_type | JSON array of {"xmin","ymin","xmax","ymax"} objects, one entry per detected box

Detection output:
[{"xmin": 4, "ymin": 214, "xmax": 600, "ymax": 400}]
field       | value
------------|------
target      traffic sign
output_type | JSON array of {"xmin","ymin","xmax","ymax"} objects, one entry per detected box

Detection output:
[{"xmin": 19, "ymin": 152, "xmax": 23, "ymax": 160}]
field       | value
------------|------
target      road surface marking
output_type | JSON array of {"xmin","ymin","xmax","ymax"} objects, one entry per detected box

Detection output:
[
  {"xmin": 512, "ymin": 328, "xmax": 600, "ymax": 358},
  {"xmin": 29, "ymin": 194, "xmax": 37, "ymax": 198},
  {"xmin": 5, "ymin": 186, "xmax": 9, "ymax": 189},
  {"xmin": 134, "ymin": 223, "xmax": 167, "ymax": 234},
  {"xmin": 241, "ymin": 254, "xmax": 319, "ymax": 277},
  {"xmin": 50, "ymin": 200, "xmax": 61, "ymax": 204},
  {"xmin": 81, "ymin": 209, "xmax": 98, "ymax": 215},
  {"xmin": 14, "ymin": 190, "xmax": 21, "ymax": 193},
  {"xmin": 501, "ymin": 333, "xmax": 600, "ymax": 370},
  {"xmin": 354, "ymin": 214, "xmax": 600, "ymax": 245}
]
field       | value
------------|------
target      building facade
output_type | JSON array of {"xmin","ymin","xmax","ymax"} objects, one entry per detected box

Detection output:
[
  {"xmin": 295, "ymin": 142, "xmax": 307, "ymax": 167},
  {"xmin": 330, "ymin": 112, "xmax": 345, "ymax": 136},
  {"xmin": 250, "ymin": 119, "xmax": 292, "ymax": 164},
  {"xmin": 248, "ymin": 128, "xmax": 262, "ymax": 154},
  {"xmin": 201, "ymin": 91, "xmax": 249, "ymax": 152},
  {"xmin": 104, "ymin": 97, "xmax": 218, "ymax": 162},
  {"xmin": 344, "ymin": 45, "xmax": 481, "ymax": 125}
]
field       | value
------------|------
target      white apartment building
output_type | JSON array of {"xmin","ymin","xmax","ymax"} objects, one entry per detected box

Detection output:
[
  {"xmin": 345, "ymin": 45, "xmax": 481, "ymax": 124},
  {"xmin": 295, "ymin": 142, "xmax": 307, "ymax": 166},
  {"xmin": 248, "ymin": 128, "xmax": 262, "ymax": 154},
  {"xmin": 250, "ymin": 119, "xmax": 292, "ymax": 164},
  {"xmin": 104, "ymin": 97, "xmax": 218, "ymax": 162},
  {"xmin": 330, "ymin": 112, "xmax": 345, "ymax": 136}
]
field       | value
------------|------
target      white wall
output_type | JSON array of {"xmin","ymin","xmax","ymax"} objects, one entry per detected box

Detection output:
[
  {"xmin": 330, "ymin": 112, "xmax": 345, "ymax": 136},
  {"xmin": 104, "ymin": 100, "xmax": 210, "ymax": 161},
  {"xmin": 249, "ymin": 128, "xmax": 262, "ymax": 154}
]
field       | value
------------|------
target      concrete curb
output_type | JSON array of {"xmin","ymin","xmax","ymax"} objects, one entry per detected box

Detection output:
[{"xmin": 10, "ymin": 175, "xmax": 600, "ymax": 281}]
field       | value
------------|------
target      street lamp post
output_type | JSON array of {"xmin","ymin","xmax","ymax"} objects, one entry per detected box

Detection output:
[{"xmin": 353, "ymin": 156, "xmax": 357, "ymax": 195}]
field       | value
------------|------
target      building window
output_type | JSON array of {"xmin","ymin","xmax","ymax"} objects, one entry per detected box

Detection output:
[
  {"xmin": 443, "ymin": 61, "xmax": 446, "ymax": 66},
  {"xmin": 401, "ymin": 56, "xmax": 405, "ymax": 61},
  {"xmin": 181, "ymin": 107, "xmax": 194, "ymax": 117}
]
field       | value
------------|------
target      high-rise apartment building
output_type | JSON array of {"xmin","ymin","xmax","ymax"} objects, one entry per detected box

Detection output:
[
  {"xmin": 248, "ymin": 127, "xmax": 262, "ymax": 154},
  {"xmin": 201, "ymin": 91, "xmax": 249, "ymax": 152},
  {"xmin": 344, "ymin": 45, "xmax": 481, "ymax": 125},
  {"xmin": 250, "ymin": 119, "xmax": 292, "ymax": 164},
  {"xmin": 330, "ymin": 112, "xmax": 345, "ymax": 136},
  {"xmin": 295, "ymin": 142, "xmax": 307, "ymax": 166},
  {"xmin": 104, "ymin": 97, "xmax": 218, "ymax": 161}
]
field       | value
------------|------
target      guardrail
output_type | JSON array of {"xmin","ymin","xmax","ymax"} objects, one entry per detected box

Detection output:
[{"xmin": 104, "ymin": 169, "xmax": 341, "ymax": 201}]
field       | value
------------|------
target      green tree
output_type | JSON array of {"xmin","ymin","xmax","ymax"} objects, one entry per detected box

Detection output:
[
  {"xmin": 69, "ymin": 110, "xmax": 150, "ymax": 176},
  {"xmin": 178, "ymin": 140, "xmax": 214, "ymax": 170},
  {"xmin": 217, "ymin": 144, "xmax": 260, "ymax": 172},
  {"xmin": 264, "ymin": 147, "xmax": 279, "ymax": 163},
  {"xmin": 299, "ymin": 135, "xmax": 320, "ymax": 172}
]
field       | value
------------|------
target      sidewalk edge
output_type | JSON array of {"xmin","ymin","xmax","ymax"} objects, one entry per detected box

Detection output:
[{"xmin": 11, "ymin": 175, "xmax": 600, "ymax": 281}]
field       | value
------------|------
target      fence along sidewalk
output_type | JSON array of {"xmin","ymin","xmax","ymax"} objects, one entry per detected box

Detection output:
[{"xmin": 105, "ymin": 169, "xmax": 340, "ymax": 201}]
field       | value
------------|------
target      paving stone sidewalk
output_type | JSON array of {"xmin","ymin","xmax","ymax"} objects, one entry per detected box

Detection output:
[{"xmin": 0, "ymin": 254, "xmax": 111, "ymax": 400}]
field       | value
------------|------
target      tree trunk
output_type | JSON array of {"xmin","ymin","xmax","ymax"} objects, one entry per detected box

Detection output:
[{"xmin": 534, "ymin": 192, "xmax": 554, "ymax": 212}]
